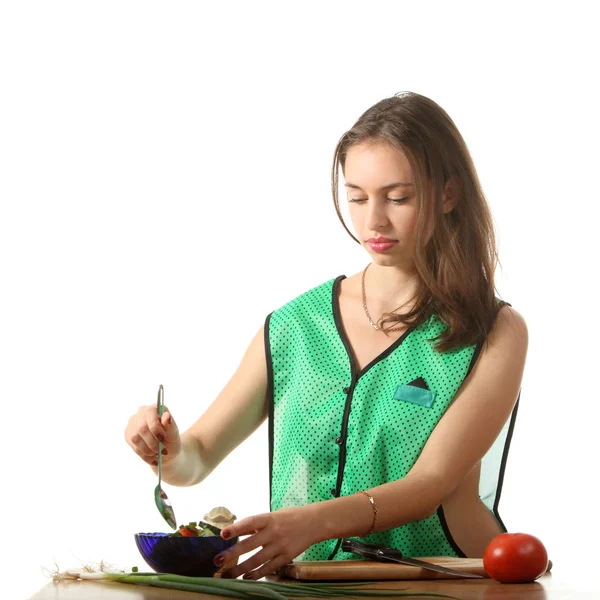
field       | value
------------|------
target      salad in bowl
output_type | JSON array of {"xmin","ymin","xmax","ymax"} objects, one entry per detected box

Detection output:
[{"xmin": 135, "ymin": 506, "xmax": 239, "ymax": 577}]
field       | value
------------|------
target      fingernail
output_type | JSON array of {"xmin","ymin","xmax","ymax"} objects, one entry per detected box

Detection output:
[
  {"xmin": 152, "ymin": 460, "xmax": 158, "ymax": 466},
  {"xmin": 157, "ymin": 433, "xmax": 165, "ymax": 442},
  {"xmin": 243, "ymin": 573, "xmax": 252, "ymax": 580},
  {"xmin": 161, "ymin": 448, "xmax": 168, "ymax": 455},
  {"xmin": 214, "ymin": 554, "xmax": 225, "ymax": 566},
  {"xmin": 222, "ymin": 530, "xmax": 231, "ymax": 539}
]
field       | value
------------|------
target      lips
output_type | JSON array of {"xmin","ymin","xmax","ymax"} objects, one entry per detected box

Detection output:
[
  {"xmin": 367, "ymin": 237, "xmax": 397, "ymax": 243},
  {"xmin": 367, "ymin": 239, "xmax": 397, "ymax": 252}
]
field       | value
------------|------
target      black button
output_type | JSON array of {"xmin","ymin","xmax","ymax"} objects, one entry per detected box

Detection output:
[
  {"xmin": 343, "ymin": 387, "xmax": 350, "ymax": 393},
  {"xmin": 335, "ymin": 437, "xmax": 342, "ymax": 445},
  {"xmin": 331, "ymin": 488, "xmax": 336, "ymax": 496}
]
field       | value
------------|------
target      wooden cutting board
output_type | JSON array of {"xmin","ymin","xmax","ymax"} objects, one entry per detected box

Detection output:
[{"xmin": 280, "ymin": 557, "xmax": 488, "ymax": 580}]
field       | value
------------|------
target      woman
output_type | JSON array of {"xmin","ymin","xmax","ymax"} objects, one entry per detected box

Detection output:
[{"xmin": 124, "ymin": 92, "xmax": 528, "ymax": 580}]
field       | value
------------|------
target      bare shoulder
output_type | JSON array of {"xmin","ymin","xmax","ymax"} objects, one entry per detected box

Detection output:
[
  {"xmin": 484, "ymin": 304, "xmax": 528, "ymax": 355},
  {"xmin": 339, "ymin": 272, "xmax": 361, "ymax": 296},
  {"xmin": 498, "ymin": 303, "xmax": 527, "ymax": 331},
  {"xmin": 465, "ymin": 303, "xmax": 528, "ymax": 405}
]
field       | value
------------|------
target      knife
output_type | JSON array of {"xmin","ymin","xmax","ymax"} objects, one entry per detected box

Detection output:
[{"xmin": 341, "ymin": 538, "xmax": 484, "ymax": 579}]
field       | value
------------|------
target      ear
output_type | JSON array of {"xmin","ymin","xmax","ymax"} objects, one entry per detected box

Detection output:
[{"xmin": 442, "ymin": 176, "xmax": 461, "ymax": 214}]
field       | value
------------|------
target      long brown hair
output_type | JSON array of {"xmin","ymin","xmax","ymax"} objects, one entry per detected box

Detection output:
[{"xmin": 332, "ymin": 92, "xmax": 504, "ymax": 353}]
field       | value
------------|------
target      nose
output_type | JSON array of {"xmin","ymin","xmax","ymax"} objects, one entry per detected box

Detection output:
[{"xmin": 365, "ymin": 199, "xmax": 390, "ymax": 231}]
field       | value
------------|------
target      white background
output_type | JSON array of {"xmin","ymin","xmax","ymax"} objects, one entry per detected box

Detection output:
[{"xmin": 1, "ymin": 2, "xmax": 598, "ymax": 598}]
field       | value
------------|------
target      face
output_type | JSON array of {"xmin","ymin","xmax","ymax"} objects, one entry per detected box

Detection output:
[{"xmin": 344, "ymin": 141, "xmax": 420, "ymax": 268}]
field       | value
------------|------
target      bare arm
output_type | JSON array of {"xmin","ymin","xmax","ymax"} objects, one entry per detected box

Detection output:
[
  {"xmin": 156, "ymin": 323, "xmax": 269, "ymax": 487},
  {"xmin": 308, "ymin": 305, "xmax": 529, "ymax": 540}
]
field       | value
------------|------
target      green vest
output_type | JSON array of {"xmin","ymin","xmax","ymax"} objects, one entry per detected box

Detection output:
[{"xmin": 265, "ymin": 275, "xmax": 519, "ymax": 561}]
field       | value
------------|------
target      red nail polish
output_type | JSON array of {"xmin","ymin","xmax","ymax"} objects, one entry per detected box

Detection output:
[
  {"xmin": 222, "ymin": 530, "xmax": 231, "ymax": 539},
  {"xmin": 214, "ymin": 554, "xmax": 225, "ymax": 566}
]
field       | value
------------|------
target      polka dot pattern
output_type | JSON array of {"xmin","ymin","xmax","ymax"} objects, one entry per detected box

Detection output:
[{"xmin": 266, "ymin": 275, "xmax": 507, "ymax": 561}]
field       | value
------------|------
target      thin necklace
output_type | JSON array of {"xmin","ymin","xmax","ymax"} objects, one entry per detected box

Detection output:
[{"xmin": 361, "ymin": 263, "xmax": 405, "ymax": 332}]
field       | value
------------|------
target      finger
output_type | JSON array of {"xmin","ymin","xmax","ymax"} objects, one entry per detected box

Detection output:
[
  {"xmin": 218, "ymin": 533, "xmax": 267, "ymax": 568},
  {"xmin": 127, "ymin": 433, "xmax": 158, "ymax": 464},
  {"xmin": 136, "ymin": 421, "xmax": 161, "ymax": 455},
  {"xmin": 216, "ymin": 523, "xmax": 271, "ymax": 568},
  {"xmin": 146, "ymin": 408, "xmax": 167, "ymax": 443},
  {"xmin": 247, "ymin": 554, "xmax": 291, "ymax": 580},
  {"xmin": 224, "ymin": 545, "xmax": 273, "ymax": 580},
  {"xmin": 221, "ymin": 514, "xmax": 269, "ymax": 543},
  {"xmin": 161, "ymin": 409, "xmax": 179, "ymax": 439}
]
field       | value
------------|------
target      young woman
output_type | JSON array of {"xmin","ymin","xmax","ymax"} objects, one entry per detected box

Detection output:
[{"xmin": 124, "ymin": 92, "xmax": 528, "ymax": 580}]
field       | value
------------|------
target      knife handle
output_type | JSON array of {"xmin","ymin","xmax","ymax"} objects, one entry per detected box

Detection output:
[{"xmin": 341, "ymin": 538, "xmax": 405, "ymax": 559}]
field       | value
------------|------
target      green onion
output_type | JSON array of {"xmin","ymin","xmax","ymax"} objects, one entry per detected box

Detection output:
[{"xmin": 50, "ymin": 566, "xmax": 461, "ymax": 599}]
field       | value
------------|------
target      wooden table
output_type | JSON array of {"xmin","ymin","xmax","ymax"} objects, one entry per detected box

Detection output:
[{"xmin": 29, "ymin": 572, "xmax": 598, "ymax": 599}]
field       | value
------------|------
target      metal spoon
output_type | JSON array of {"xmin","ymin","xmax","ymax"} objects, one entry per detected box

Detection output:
[{"xmin": 154, "ymin": 384, "xmax": 177, "ymax": 530}]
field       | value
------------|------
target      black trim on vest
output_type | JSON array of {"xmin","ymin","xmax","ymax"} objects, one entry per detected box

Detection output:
[
  {"xmin": 328, "ymin": 276, "xmax": 355, "ymax": 560},
  {"xmin": 332, "ymin": 274, "xmax": 417, "ymax": 383},
  {"xmin": 466, "ymin": 337, "xmax": 484, "ymax": 379},
  {"xmin": 332, "ymin": 275, "xmax": 354, "ymax": 382},
  {"xmin": 265, "ymin": 312, "xmax": 274, "ymax": 509},
  {"xmin": 333, "ymin": 388, "xmax": 356, "ymax": 500},
  {"xmin": 330, "ymin": 275, "xmax": 357, "ymax": 497},
  {"xmin": 335, "ymin": 275, "xmax": 417, "ymax": 382},
  {"xmin": 437, "ymin": 506, "xmax": 467, "ymax": 557},
  {"xmin": 492, "ymin": 390, "xmax": 520, "ymax": 531},
  {"xmin": 327, "ymin": 275, "xmax": 416, "ymax": 560},
  {"xmin": 328, "ymin": 538, "xmax": 344, "ymax": 561}
]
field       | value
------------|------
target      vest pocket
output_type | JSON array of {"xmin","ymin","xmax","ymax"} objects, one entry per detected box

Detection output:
[{"xmin": 393, "ymin": 384, "xmax": 437, "ymax": 408}]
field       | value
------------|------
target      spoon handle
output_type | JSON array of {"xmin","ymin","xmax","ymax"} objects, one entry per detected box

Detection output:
[{"xmin": 156, "ymin": 384, "xmax": 164, "ymax": 486}]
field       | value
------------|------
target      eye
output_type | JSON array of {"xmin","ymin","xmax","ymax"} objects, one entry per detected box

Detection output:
[{"xmin": 348, "ymin": 197, "xmax": 409, "ymax": 204}]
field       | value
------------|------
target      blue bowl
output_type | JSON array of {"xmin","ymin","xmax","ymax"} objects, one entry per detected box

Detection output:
[{"xmin": 134, "ymin": 532, "xmax": 238, "ymax": 577}]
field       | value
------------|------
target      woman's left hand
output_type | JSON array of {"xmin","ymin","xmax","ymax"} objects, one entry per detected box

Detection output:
[{"xmin": 213, "ymin": 505, "xmax": 322, "ymax": 580}]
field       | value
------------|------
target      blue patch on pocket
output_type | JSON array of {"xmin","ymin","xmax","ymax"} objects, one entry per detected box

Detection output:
[{"xmin": 393, "ymin": 384, "xmax": 437, "ymax": 408}]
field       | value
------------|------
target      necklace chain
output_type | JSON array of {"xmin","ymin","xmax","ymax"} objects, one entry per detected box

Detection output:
[{"xmin": 361, "ymin": 263, "xmax": 405, "ymax": 332}]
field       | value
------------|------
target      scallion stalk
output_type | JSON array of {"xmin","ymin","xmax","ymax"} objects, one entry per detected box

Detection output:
[{"xmin": 50, "ymin": 565, "xmax": 460, "ymax": 599}]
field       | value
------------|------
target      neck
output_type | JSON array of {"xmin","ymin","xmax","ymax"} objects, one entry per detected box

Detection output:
[{"xmin": 364, "ymin": 262, "xmax": 419, "ymax": 310}]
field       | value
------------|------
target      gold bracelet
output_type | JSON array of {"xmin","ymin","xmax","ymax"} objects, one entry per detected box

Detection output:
[{"xmin": 358, "ymin": 490, "xmax": 378, "ymax": 536}]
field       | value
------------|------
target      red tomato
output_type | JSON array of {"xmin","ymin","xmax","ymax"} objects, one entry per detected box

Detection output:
[
  {"xmin": 483, "ymin": 533, "xmax": 549, "ymax": 583},
  {"xmin": 179, "ymin": 526, "xmax": 197, "ymax": 537}
]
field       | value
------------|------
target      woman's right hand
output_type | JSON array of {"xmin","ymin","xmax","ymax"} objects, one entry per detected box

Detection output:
[{"xmin": 124, "ymin": 405, "xmax": 182, "ymax": 467}]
